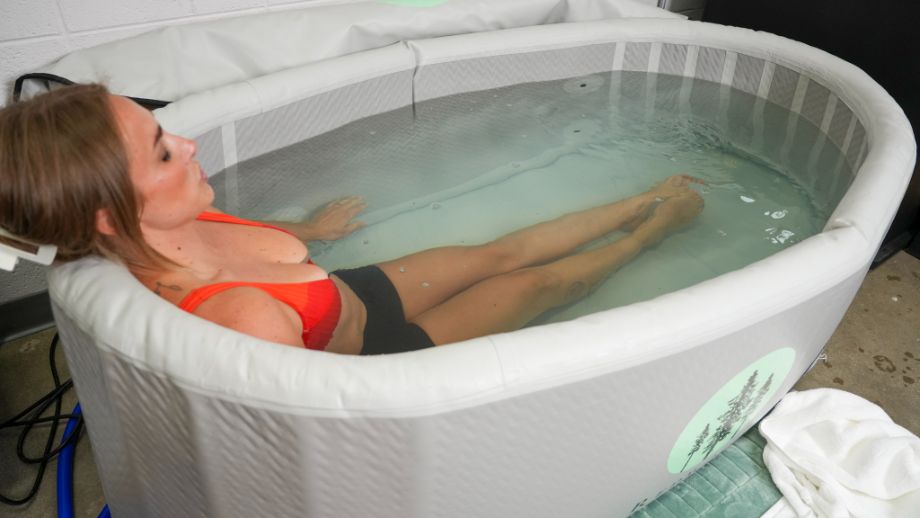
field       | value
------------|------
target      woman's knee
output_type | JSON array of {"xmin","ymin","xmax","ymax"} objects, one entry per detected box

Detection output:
[
  {"xmin": 471, "ymin": 240, "xmax": 527, "ymax": 273},
  {"xmin": 519, "ymin": 267, "xmax": 592, "ymax": 305},
  {"xmin": 505, "ymin": 268, "xmax": 565, "ymax": 302}
]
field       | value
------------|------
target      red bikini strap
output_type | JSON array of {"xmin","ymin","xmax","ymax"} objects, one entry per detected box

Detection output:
[
  {"xmin": 178, "ymin": 282, "xmax": 253, "ymax": 313},
  {"xmin": 196, "ymin": 211, "xmax": 295, "ymax": 237},
  {"xmin": 196, "ymin": 211, "xmax": 313, "ymax": 263}
]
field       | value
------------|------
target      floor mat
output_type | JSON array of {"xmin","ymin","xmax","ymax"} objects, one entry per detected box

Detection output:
[{"xmin": 630, "ymin": 428, "xmax": 782, "ymax": 517}]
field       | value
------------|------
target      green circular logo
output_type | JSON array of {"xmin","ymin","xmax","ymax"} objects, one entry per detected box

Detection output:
[
  {"xmin": 667, "ymin": 348, "xmax": 796, "ymax": 473},
  {"xmin": 377, "ymin": 0, "xmax": 449, "ymax": 6}
]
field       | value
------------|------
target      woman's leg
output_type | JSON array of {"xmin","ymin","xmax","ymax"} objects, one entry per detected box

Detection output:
[
  {"xmin": 379, "ymin": 174, "xmax": 701, "ymax": 319},
  {"xmin": 409, "ymin": 190, "xmax": 703, "ymax": 344}
]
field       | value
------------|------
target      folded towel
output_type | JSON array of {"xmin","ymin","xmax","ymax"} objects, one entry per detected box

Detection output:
[{"xmin": 759, "ymin": 388, "xmax": 920, "ymax": 517}]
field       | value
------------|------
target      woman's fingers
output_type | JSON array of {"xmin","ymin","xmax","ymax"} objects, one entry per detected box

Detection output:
[
  {"xmin": 667, "ymin": 173, "xmax": 706, "ymax": 186},
  {"xmin": 306, "ymin": 196, "xmax": 367, "ymax": 240},
  {"xmin": 330, "ymin": 196, "xmax": 367, "ymax": 215}
]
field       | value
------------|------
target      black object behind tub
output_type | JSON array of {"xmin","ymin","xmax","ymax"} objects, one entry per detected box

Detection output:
[
  {"xmin": 704, "ymin": 0, "xmax": 920, "ymax": 266},
  {"xmin": 0, "ymin": 291, "xmax": 54, "ymax": 345}
]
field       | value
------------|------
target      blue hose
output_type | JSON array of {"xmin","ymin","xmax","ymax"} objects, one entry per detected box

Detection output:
[
  {"xmin": 56, "ymin": 404, "xmax": 81, "ymax": 518},
  {"xmin": 56, "ymin": 404, "xmax": 110, "ymax": 518}
]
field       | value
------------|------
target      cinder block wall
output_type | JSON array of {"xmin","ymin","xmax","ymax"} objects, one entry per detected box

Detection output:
[{"xmin": 0, "ymin": 0, "xmax": 349, "ymax": 107}]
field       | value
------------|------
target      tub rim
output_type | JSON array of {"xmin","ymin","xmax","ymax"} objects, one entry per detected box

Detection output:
[{"xmin": 49, "ymin": 18, "xmax": 916, "ymax": 416}]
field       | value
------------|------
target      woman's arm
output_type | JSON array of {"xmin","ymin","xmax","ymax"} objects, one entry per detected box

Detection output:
[{"xmin": 192, "ymin": 287, "xmax": 305, "ymax": 348}]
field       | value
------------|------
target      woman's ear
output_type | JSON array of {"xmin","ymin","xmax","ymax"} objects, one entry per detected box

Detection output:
[{"xmin": 95, "ymin": 208, "xmax": 116, "ymax": 236}]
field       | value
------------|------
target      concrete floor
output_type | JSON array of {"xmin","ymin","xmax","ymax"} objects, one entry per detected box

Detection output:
[{"xmin": 1, "ymin": 251, "xmax": 918, "ymax": 517}]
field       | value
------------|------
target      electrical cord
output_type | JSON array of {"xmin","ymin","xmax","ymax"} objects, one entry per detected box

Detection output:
[{"xmin": 0, "ymin": 333, "xmax": 84, "ymax": 506}]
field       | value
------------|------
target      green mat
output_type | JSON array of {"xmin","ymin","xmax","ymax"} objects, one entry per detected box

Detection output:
[{"xmin": 630, "ymin": 428, "xmax": 782, "ymax": 518}]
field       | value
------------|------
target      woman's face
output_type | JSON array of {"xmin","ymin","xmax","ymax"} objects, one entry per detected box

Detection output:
[{"xmin": 109, "ymin": 95, "xmax": 213, "ymax": 231}]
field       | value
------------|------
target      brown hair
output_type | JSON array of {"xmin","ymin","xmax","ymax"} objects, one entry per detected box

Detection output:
[{"xmin": 0, "ymin": 84, "xmax": 169, "ymax": 270}]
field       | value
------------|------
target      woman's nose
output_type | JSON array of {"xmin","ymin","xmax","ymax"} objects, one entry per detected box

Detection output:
[{"xmin": 181, "ymin": 136, "xmax": 197, "ymax": 158}]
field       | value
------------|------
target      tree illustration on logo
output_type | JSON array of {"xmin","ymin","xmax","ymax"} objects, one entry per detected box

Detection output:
[
  {"xmin": 667, "ymin": 348, "xmax": 795, "ymax": 474},
  {"xmin": 732, "ymin": 373, "xmax": 774, "ymax": 440},
  {"xmin": 680, "ymin": 423, "xmax": 710, "ymax": 471},
  {"xmin": 630, "ymin": 498, "xmax": 648, "ymax": 514},
  {"xmin": 700, "ymin": 370, "xmax": 760, "ymax": 460}
]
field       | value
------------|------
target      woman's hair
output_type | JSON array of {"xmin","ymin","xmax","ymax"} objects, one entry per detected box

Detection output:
[{"xmin": 0, "ymin": 83, "xmax": 169, "ymax": 270}]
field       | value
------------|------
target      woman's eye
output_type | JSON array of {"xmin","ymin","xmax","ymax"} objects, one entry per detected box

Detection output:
[{"xmin": 161, "ymin": 149, "xmax": 171, "ymax": 162}]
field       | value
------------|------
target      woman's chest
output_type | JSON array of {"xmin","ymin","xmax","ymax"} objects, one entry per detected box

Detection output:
[{"xmin": 202, "ymin": 221, "xmax": 309, "ymax": 265}]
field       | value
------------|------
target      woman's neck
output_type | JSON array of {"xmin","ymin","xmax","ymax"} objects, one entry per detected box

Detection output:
[{"xmin": 141, "ymin": 220, "xmax": 224, "ymax": 280}]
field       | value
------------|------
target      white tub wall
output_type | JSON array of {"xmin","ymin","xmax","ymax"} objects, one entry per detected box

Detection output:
[{"xmin": 51, "ymin": 245, "xmax": 870, "ymax": 517}]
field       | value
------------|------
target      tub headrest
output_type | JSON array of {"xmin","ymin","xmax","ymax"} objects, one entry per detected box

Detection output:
[{"xmin": 0, "ymin": 226, "xmax": 57, "ymax": 272}]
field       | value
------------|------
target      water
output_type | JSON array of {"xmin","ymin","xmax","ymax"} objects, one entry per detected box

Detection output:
[{"xmin": 211, "ymin": 71, "xmax": 848, "ymax": 325}]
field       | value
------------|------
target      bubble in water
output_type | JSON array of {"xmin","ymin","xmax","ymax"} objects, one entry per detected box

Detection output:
[
  {"xmin": 563, "ymin": 119, "xmax": 602, "ymax": 141},
  {"xmin": 772, "ymin": 230, "xmax": 795, "ymax": 244},
  {"xmin": 431, "ymin": 203, "xmax": 441, "ymax": 210},
  {"xmin": 764, "ymin": 228, "xmax": 795, "ymax": 245},
  {"xmin": 563, "ymin": 75, "xmax": 604, "ymax": 94},
  {"xmin": 740, "ymin": 196, "xmax": 755, "ymax": 203},
  {"xmin": 770, "ymin": 210, "xmax": 788, "ymax": 220}
]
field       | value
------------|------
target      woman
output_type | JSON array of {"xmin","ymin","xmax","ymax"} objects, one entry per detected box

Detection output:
[{"xmin": 0, "ymin": 84, "xmax": 703, "ymax": 355}]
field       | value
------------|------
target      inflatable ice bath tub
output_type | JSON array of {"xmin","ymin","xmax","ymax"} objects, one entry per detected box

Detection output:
[{"xmin": 41, "ymin": 5, "xmax": 914, "ymax": 518}]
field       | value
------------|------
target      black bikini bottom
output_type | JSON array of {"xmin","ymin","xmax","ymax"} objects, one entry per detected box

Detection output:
[{"xmin": 331, "ymin": 265, "xmax": 436, "ymax": 355}]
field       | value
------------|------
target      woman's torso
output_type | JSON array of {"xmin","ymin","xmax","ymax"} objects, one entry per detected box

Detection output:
[{"xmin": 140, "ymin": 212, "xmax": 365, "ymax": 353}]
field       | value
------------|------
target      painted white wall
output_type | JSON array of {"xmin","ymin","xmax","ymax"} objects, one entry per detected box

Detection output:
[{"xmin": 0, "ymin": 0, "xmax": 362, "ymax": 106}]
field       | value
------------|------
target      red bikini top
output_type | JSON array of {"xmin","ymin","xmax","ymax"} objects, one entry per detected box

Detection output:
[{"xmin": 176, "ymin": 212, "xmax": 341, "ymax": 350}]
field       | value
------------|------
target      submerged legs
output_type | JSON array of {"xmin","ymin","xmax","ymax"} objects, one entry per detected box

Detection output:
[
  {"xmin": 378, "ymin": 174, "xmax": 703, "ymax": 321},
  {"xmin": 410, "ymin": 189, "xmax": 704, "ymax": 345}
]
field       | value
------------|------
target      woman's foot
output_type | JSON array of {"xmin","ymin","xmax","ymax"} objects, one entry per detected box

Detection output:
[
  {"xmin": 622, "ymin": 174, "xmax": 705, "ymax": 232},
  {"xmin": 632, "ymin": 190, "xmax": 704, "ymax": 246},
  {"xmin": 649, "ymin": 174, "xmax": 706, "ymax": 200}
]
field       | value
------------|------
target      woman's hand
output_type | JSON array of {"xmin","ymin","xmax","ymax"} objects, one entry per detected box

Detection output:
[{"xmin": 300, "ymin": 196, "xmax": 367, "ymax": 241}]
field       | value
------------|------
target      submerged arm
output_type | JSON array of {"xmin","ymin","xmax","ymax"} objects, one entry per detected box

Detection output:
[{"xmin": 206, "ymin": 196, "xmax": 367, "ymax": 242}]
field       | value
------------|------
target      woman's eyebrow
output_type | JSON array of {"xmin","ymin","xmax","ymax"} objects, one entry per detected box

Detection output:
[{"xmin": 153, "ymin": 124, "xmax": 163, "ymax": 149}]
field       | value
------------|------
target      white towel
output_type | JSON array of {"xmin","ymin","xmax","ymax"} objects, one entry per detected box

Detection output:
[{"xmin": 759, "ymin": 388, "xmax": 920, "ymax": 518}]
